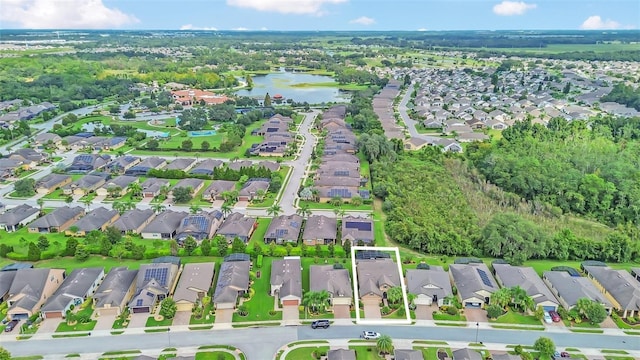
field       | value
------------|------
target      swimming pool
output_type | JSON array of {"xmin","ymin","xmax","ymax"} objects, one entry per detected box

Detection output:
[{"xmin": 188, "ymin": 130, "xmax": 217, "ymax": 137}]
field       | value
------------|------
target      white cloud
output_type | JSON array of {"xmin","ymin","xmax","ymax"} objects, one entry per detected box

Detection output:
[
  {"xmin": 260, "ymin": 27, "xmax": 269, "ymax": 31},
  {"xmin": 1, "ymin": 0, "xmax": 139, "ymax": 29},
  {"xmin": 226, "ymin": 0, "xmax": 347, "ymax": 15},
  {"xmin": 492, "ymin": 1, "xmax": 537, "ymax": 16},
  {"xmin": 580, "ymin": 15, "xmax": 621, "ymax": 30},
  {"xmin": 417, "ymin": 28, "xmax": 428, "ymax": 32},
  {"xmin": 180, "ymin": 24, "xmax": 218, "ymax": 31},
  {"xmin": 233, "ymin": 27, "xmax": 250, "ymax": 31},
  {"xmin": 349, "ymin": 16, "xmax": 375, "ymax": 25}
]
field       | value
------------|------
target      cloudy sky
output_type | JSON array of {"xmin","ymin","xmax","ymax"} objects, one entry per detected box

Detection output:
[{"xmin": 1, "ymin": 0, "xmax": 638, "ymax": 31}]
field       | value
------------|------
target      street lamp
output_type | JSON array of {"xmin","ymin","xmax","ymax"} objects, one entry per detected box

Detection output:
[
  {"xmin": 167, "ymin": 327, "xmax": 171, "ymax": 347},
  {"xmin": 475, "ymin": 322, "xmax": 479, "ymax": 343}
]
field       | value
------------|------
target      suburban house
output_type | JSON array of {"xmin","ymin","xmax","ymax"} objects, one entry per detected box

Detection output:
[
  {"xmin": 62, "ymin": 174, "xmax": 107, "ymax": 196},
  {"xmin": 175, "ymin": 211, "xmax": 224, "ymax": 243},
  {"xmin": 452, "ymin": 348, "xmax": 483, "ymax": 360},
  {"xmin": 493, "ymin": 263, "xmax": 560, "ymax": 312},
  {"xmin": 171, "ymin": 89, "xmax": 229, "ymax": 105},
  {"xmin": 356, "ymin": 258, "xmax": 401, "ymax": 302},
  {"xmin": 106, "ymin": 156, "xmax": 141, "ymax": 174},
  {"xmin": 264, "ymin": 214, "xmax": 303, "ymax": 244},
  {"xmin": 36, "ymin": 174, "xmax": 72, "ymax": 194},
  {"xmin": 189, "ymin": 159, "xmax": 223, "ymax": 176},
  {"xmin": 213, "ymin": 255, "xmax": 250, "ymax": 310},
  {"xmin": 112, "ymin": 209, "xmax": 156, "ymax": 235},
  {"xmin": 141, "ymin": 178, "xmax": 171, "ymax": 198},
  {"xmin": 8, "ymin": 148, "xmax": 48, "ymax": 167},
  {"xmin": 238, "ymin": 179, "xmax": 270, "ymax": 202},
  {"xmin": 215, "ymin": 212, "xmax": 257, "ymax": 243},
  {"xmin": 66, "ymin": 207, "xmax": 120, "ymax": 236},
  {"xmin": 27, "ymin": 206, "xmax": 85, "ymax": 233},
  {"xmin": 394, "ymin": 349, "xmax": 425, "ymax": 360},
  {"xmin": 165, "ymin": 158, "xmax": 198, "ymax": 172},
  {"xmin": 174, "ymin": 263, "xmax": 215, "ymax": 311},
  {"xmin": 227, "ymin": 160, "xmax": 254, "ymax": 172},
  {"xmin": 6, "ymin": 268, "xmax": 66, "ymax": 320},
  {"xmin": 302, "ymin": 215, "xmax": 337, "ymax": 245},
  {"xmin": 33, "ymin": 133, "xmax": 62, "ymax": 148},
  {"xmin": 449, "ymin": 263, "xmax": 499, "ymax": 308},
  {"xmin": 0, "ymin": 158, "xmax": 23, "ymax": 178},
  {"xmin": 270, "ymin": 257, "xmax": 302, "ymax": 306},
  {"xmin": 171, "ymin": 178, "xmax": 205, "ymax": 198},
  {"xmin": 141, "ymin": 210, "xmax": 189, "ymax": 239},
  {"xmin": 582, "ymin": 265, "xmax": 640, "ymax": 318},
  {"xmin": 0, "ymin": 204, "xmax": 39, "ymax": 232},
  {"xmin": 95, "ymin": 175, "xmax": 138, "ymax": 197},
  {"xmin": 93, "ymin": 267, "xmax": 138, "ymax": 316},
  {"xmin": 129, "ymin": 262, "xmax": 180, "ymax": 313},
  {"xmin": 406, "ymin": 266, "xmax": 453, "ymax": 307},
  {"xmin": 201, "ymin": 180, "xmax": 236, "ymax": 202},
  {"xmin": 542, "ymin": 271, "xmax": 613, "ymax": 314},
  {"xmin": 328, "ymin": 349, "xmax": 356, "ymax": 360},
  {"xmin": 66, "ymin": 154, "xmax": 111, "ymax": 173},
  {"xmin": 341, "ymin": 216, "xmax": 374, "ymax": 245},
  {"xmin": 41, "ymin": 267, "xmax": 104, "ymax": 319},
  {"xmin": 258, "ymin": 161, "xmax": 280, "ymax": 172},
  {"xmin": 125, "ymin": 157, "xmax": 167, "ymax": 176},
  {"xmin": 0, "ymin": 271, "xmax": 17, "ymax": 303},
  {"xmin": 310, "ymin": 265, "xmax": 353, "ymax": 306}
]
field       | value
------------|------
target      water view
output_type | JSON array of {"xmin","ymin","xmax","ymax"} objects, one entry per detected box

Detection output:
[{"xmin": 235, "ymin": 69, "xmax": 351, "ymax": 104}]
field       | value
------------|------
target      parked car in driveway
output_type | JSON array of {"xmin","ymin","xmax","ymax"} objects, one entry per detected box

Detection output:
[
  {"xmin": 311, "ymin": 320, "xmax": 330, "ymax": 329},
  {"xmin": 360, "ymin": 331, "xmax": 380, "ymax": 340},
  {"xmin": 543, "ymin": 312, "xmax": 552, "ymax": 324},
  {"xmin": 4, "ymin": 319, "xmax": 19, "ymax": 332},
  {"xmin": 549, "ymin": 310, "xmax": 561, "ymax": 322}
]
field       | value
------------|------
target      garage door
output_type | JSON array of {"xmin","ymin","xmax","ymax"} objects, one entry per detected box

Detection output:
[
  {"xmin": 10, "ymin": 313, "xmax": 29, "ymax": 320},
  {"xmin": 44, "ymin": 311, "xmax": 63, "ymax": 318},
  {"xmin": 132, "ymin": 307, "xmax": 149, "ymax": 313},
  {"xmin": 543, "ymin": 306, "xmax": 556, "ymax": 312},
  {"xmin": 282, "ymin": 300, "xmax": 299, "ymax": 306},
  {"xmin": 176, "ymin": 303, "xmax": 192, "ymax": 312},
  {"xmin": 465, "ymin": 302, "xmax": 482, "ymax": 308},
  {"xmin": 98, "ymin": 308, "xmax": 119, "ymax": 316}
]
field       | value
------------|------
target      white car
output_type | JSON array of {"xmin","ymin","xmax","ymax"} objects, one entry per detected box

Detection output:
[
  {"xmin": 361, "ymin": 331, "xmax": 381, "ymax": 340},
  {"xmin": 543, "ymin": 312, "xmax": 552, "ymax": 324}
]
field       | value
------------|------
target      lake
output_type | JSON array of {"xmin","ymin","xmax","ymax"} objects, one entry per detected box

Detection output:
[{"xmin": 235, "ymin": 69, "xmax": 351, "ymax": 105}]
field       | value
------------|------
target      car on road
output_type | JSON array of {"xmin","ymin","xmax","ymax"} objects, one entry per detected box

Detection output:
[
  {"xmin": 549, "ymin": 310, "xmax": 561, "ymax": 322},
  {"xmin": 360, "ymin": 331, "xmax": 381, "ymax": 340},
  {"xmin": 4, "ymin": 319, "xmax": 19, "ymax": 332},
  {"xmin": 311, "ymin": 320, "xmax": 330, "ymax": 329},
  {"xmin": 560, "ymin": 352, "xmax": 570, "ymax": 358},
  {"xmin": 543, "ymin": 312, "xmax": 552, "ymax": 324}
]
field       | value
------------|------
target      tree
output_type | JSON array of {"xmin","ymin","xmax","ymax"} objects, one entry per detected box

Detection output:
[
  {"xmin": 200, "ymin": 238, "xmax": 211, "ymax": 256},
  {"xmin": 74, "ymin": 244, "xmax": 89, "ymax": 261},
  {"xmin": 584, "ymin": 301, "xmax": 607, "ymax": 324},
  {"xmin": 173, "ymin": 186, "xmax": 193, "ymax": 203},
  {"xmin": 183, "ymin": 236, "xmax": 198, "ymax": 255},
  {"xmin": 112, "ymin": 201, "xmax": 127, "ymax": 214},
  {"xmin": 216, "ymin": 236, "xmax": 228, "ymax": 257},
  {"xmin": 267, "ymin": 204, "xmax": 282, "ymax": 217},
  {"xmin": 0, "ymin": 347, "xmax": 11, "ymax": 360},
  {"xmin": 64, "ymin": 238, "xmax": 79, "ymax": 256},
  {"xmin": 302, "ymin": 290, "xmax": 330, "ymax": 314},
  {"xmin": 511, "ymin": 286, "xmax": 533, "ymax": 312},
  {"xmin": 13, "ymin": 178, "xmax": 35, "ymax": 197},
  {"xmin": 490, "ymin": 287, "xmax": 511, "ymax": 310},
  {"xmin": 36, "ymin": 198, "xmax": 45, "ymax": 215},
  {"xmin": 27, "ymin": 241, "xmax": 41, "ymax": 261},
  {"xmin": 343, "ymin": 239, "xmax": 351, "ymax": 257},
  {"xmin": 376, "ymin": 335, "xmax": 394, "ymax": 355},
  {"xmin": 201, "ymin": 141, "xmax": 210, "ymax": 151},
  {"xmin": 221, "ymin": 203, "xmax": 232, "ymax": 218},
  {"xmin": 127, "ymin": 182, "xmax": 143, "ymax": 197},
  {"xmin": 152, "ymin": 203, "xmax": 166, "ymax": 214},
  {"xmin": 386, "ymin": 286, "xmax": 403, "ymax": 304},
  {"xmin": 533, "ymin": 337, "xmax": 555, "ymax": 358},
  {"xmin": 81, "ymin": 197, "xmax": 92, "ymax": 210},
  {"xmin": 264, "ymin": 93, "xmax": 272, "ymax": 107},
  {"xmin": 159, "ymin": 298, "xmax": 177, "ymax": 319},
  {"xmin": 350, "ymin": 195, "xmax": 363, "ymax": 207},
  {"xmin": 146, "ymin": 139, "xmax": 159, "ymax": 150},
  {"xmin": 105, "ymin": 226, "xmax": 122, "ymax": 244},
  {"xmin": 181, "ymin": 139, "xmax": 193, "ymax": 152},
  {"xmin": 37, "ymin": 235, "xmax": 50, "ymax": 250},
  {"xmin": 232, "ymin": 237, "xmax": 246, "ymax": 254},
  {"xmin": 486, "ymin": 304, "xmax": 504, "ymax": 319},
  {"xmin": 296, "ymin": 203, "xmax": 312, "ymax": 219},
  {"xmin": 189, "ymin": 204, "xmax": 202, "ymax": 214}
]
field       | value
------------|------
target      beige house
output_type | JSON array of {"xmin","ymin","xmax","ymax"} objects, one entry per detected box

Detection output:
[
  {"xmin": 174, "ymin": 263, "xmax": 215, "ymax": 312},
  {"xmin": 449, "ymin": 263, "xmax": 499, "ymax": 309},
  {"xmin": 583, "ymin": 265, "xmax": 640, "ymax": 318},
  {"xmin": 93, "ymin": 267, "xmax": 138, "ymax": 316},
  {"xmin": 356, "ymin": 259, "xmax": 401, "ymax": 302},
  {"xmin": 6, "ymin": 268, "xmax": 66, "ymax": 320},
  {"xmin": 36, "ymin": 174, "xmax": 72, "ymax": 195}
]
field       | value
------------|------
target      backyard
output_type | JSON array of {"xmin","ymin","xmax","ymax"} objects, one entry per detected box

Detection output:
[{"xmin": 232, "ymin": 257, "xmax": 282, "ymax": 322}]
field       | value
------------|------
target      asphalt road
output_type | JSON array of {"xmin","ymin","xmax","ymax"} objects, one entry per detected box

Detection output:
[
  {"xmin": 397, "ymin": 81, "xmax": 439, "ymax": 142},
  {"xmin": 3, "ymin": 324, "xmax": 637, "ymax": 359}
]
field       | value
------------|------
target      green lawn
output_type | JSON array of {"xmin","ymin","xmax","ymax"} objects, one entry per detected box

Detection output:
[
  {"xmin": 248, "ymin": 218, "xmax": 271, "ymax": 246},
  {"xmin": 419, "ymin": 347, "xmax": 452, "ymax": 360},
  {"xmin": 285, "ymin": 346, "xmax": 329, "ymax": 360},
  {"xmin": 563, "ymin": 319, "xmax": 601, "ymax": 328},
  {"xmin": 297, "ymin": 200, "xmax": 372, "ymax": 211},
  {"xmin": 55, "ymin": 303, "xmax": 96, "ymax": 332},
  {"xmin": 490, "ymin": 310, "xmax": 541, "ymax": 325},
  {"xmin": 195, "ymin": 352, "xmax": 236, "ymax": 360},
  {"xmin": 433, "ymin": 312, "xmax": 466, "ymax": 321},
  {"xmin": 146, "ymin": 316, "xmax": 173, "ymax": 327},
  {"xmin": 233, "ymin": 257, "xmax": 282, "ymax": 322},
  {"xmin": 349, "ymin": 346, "xmax": 385, "ymax": 360},
  {"xmin": 247, "ymin": 193, "xmax": 276, "ymax": 208}
]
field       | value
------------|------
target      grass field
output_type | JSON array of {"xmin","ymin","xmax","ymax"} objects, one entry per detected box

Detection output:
[
  {"xmin": 348, "ymin": 346, "xmax": 385, "ymax": 360},
  {"xmin": 490, "ymin": 311, "xmax": 541, "ymax": 325},
  {"xmin": 284, "ymin": 346, "xmax": 329, "ymax": 360},
  {"xmin": 232, "ymin": 257, "xmax": 282, "ymax": 322},
  {"xmin": 478, "ymin": 43, "xmax": 640, "ymax": 54},
  {"xmin": 195, "ymin": 352, "xmax": 235, "ymax": 360}
]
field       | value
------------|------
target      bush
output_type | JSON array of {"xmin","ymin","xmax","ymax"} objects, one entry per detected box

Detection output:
[
  {"xmin": 446, "ymin": 306, "xmax": 458, "ymax": 316},
  {"xmin": 381, "ymin": 306, "xmax": 391, "ymax": 315}
]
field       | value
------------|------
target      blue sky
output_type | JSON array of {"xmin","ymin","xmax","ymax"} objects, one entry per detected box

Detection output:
[{"xmin": 1, "ymin": 0, "xmax": 638, "ymax": 31}]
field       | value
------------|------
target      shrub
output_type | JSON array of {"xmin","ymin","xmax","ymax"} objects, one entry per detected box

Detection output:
[
  {"xmin": 447, "ymin": 306, "xmax": 458, "ymax": 316},
  {"xmin": 381, "ymin": 306, "xmax": 391, "ymax": 315}
]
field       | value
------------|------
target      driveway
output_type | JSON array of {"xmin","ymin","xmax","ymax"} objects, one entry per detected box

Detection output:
[
  {"xmin": 282, "ymin": 305, "xmax": 299, "ymax": 324},
  {"xmin": 416, "ymin": 305, "xmax": 436, "ymax": 320},
  {"xmin": 215, "ymin": 309, "xmax": 234, "ymax": 324},
  {"xmin": 362, "ymin": 298, "xmax": 381, "ymax": 319},
  {"xmin": 464, "ymin": 308, "xmax": 489, "ymax": 323},
  {"xmin": 173, "ymin": 311, "xmax": 192, "ymax": 326},
  {"xmin": 128, "ymin": 313, "xmax": 149, "ymax": 328},
  {"xmin": 94, "ymin": 314, "xmax": 117, "ymax": 331},
  {"xmin": 333, "ymin": 304, "xmax": 350, "ymax": 319},
  {"xmin": 235, "ymin": 201, "xmax": 249, "ymax": 208},
  {"xmin": 38, "ymin": 318, "xmax": 61, "ymax": 333}
]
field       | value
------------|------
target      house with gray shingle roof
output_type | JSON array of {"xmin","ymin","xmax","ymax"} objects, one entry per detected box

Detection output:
[
  {"xmin": 449, "ymin": 263, "xmax": 498, "ymax": 308},
  {"xmin": 582, "ymin": 265, "xmax": 640, "ymax": 318},
  {"xmin": 7, "ymin": 268, "xmax": 66, "ymax": 320},
  {"xmin": 453, "ymin": 348, "xmax": 482, "ymax": 360},
  {"xmin": 302, "ymin": 215, "xmax": 337, "ymax": 245},
  {"xmin": 270, "ymin": 257, "xmax": 302, "ymax": 306},
  {"xmin": 202, "ymin": 180, "xmax": 236, "ymax": 201},
  {"xmin": 172, "ymin": 178, "xmax": 205, "ymax": 199},
  {"xmin": 36, "ymin": 174, "xmax": 72, "ymax": 194},
  {"xmin": 406, "ymin": 266, "xmax": 453, "ymax": 307},
  {"xmin": 356, "ymin": 258, "xmax": 401, "ymax": 301},
  {"xmin": 140, "ymin": 178, "xmax": 170, "ymax": 198},
  {"xmin": 41, "ymin": 267, "xmax": 104, "ymax": 319},
  {"xmin": 227, "ymin": 160, "xmax": 253, "ymax": 171},
  {"xmin": 0, "ymin": 204, "xmax": 39, "ymax": 232},
  {"xmin": 94, "ymin": 267, "xmax": 138, "ymax": 316},
  {"xmin": 213, "ymin": 259, "xmax": 250, "ymax": 310},
  {"xmin": 106, "ymin": 156, "xmax": 141, "ymax": 174},
  {"xmin": 96, "ymin": 175, "xmax": 138, "ymax": 197},
  {"xmin": 189, "ymin": 159, "xmax": 223, "ymax": 176},
  {"xmin": 165, "ymin": 158, "xmax": 198, "ymax": 172},
  {"xmin": 328, "ymin": 349, "xmax": 356, "ymax": 360},
  {"xmin": 176, "ymin": 211, "xmax": 223, "ymax": 243},
  {"xmin": 125, "ymin": 157, "xmax": 167, "ymax": 176},
  {"xmin": 238, "ymin": 179, "xmax": 270, "ymax": 201},
  {"xmin": 141, "ymin": 210, "xmax": 188, "ymax": 239},
  {"xmin": 112, "ymin": 209, "xmax": 156, "ymax": 235},
  {"xmin": 0, "ymin": 271, "xmax": 17, "ymax": 302},
  {"xmin": 341, "ymin": 216, "xmax": 374, "ymax": 245},
  {"xmin": 493, "ymin": 263, "xmax": 559, "ymax": 311},
  {"xmin": 394, "ymin": 349, "xmax": 424, "ymax": 360},
  {"xmin": 129, "ymin": 262, "xmax": 179, "ymax": 313},
  {"xmin": 27, "ymin": 206, "xmax": 84, "ymax": 233},
  {"xmin": 66, "ymin": 207, "xmax": 120, "ymax": 236},
  {"xmin": 215, "ymin": 212, "xmax": 257, "ymax": 243},
  {"xmin": 62, "ymin": 174, "xmax": 107, "ymax": 196},
  {"xmin": 174, "ymin": 263, "xmax": 215, "ymax": 311},
  {"xmin": 310, "ymin": 265, "xmax": 352, "ymax": 306},
  {"xmin": 264, "ymin": 214, "xmax": 302, "ymax": 244}
]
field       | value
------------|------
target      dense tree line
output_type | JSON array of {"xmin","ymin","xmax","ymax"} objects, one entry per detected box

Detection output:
[{"xmin": 601, "ymin": 83, "xmax": 640, "ymax": 111}]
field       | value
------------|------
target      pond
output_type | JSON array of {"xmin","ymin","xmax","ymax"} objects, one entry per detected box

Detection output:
[{"xmin": 235, "ymin": 69, "xmax": 351, "ymax": 105}]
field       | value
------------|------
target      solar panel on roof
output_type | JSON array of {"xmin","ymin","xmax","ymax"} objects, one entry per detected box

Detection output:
[
  {"xmin": 355, "ymin": 250, "xmax": 390, "ymax": 260},
  {"xmin": 345, "ymin": 221, "xmax": 372, "ymax": 231},
  {"xmin": 328, "ymin": 188, "xmax": 352, "ymax": 198},
  {"xmin": 334, "ymin": 170, "xmax": 349, "ymax": 176},
  {"xmin": 224, "ymin": 253, "xmax": 250, "ymax": 262},
  {"xmin": 477, "ymin": 269, "xmax": 494, "ymax": 288},
  {"xmin": 275, "ymin": 229, "xmax": 288, "ymax": 237},
  {"xmin": 290, "ymin": 221, "xmax": 299, "ymax": 228}
]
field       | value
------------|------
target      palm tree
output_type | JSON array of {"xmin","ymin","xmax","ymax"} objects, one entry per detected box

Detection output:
[
  {"xmin": 386, "ymin": 286, "xmax": 404, "ymax": 305},
  {"xmin": 127, "ymin": 182, "xmax": 142, "ymax": 197},
  {"xmin": 333, "ymin": 207, "xmax": 346, "ymax": 220},
  {"xmin": 36, "ymin": 198, "xmax": 45, "ymax": 215},
  {"xmin": 65, "ymin": 195, "xmax": 73, "ymax": 204},
  {"xmin": 220, "ymin": 203, "xmax": 232, "ymax": 219},
  {"xmin": 112, "ymin": 201, "xmax": 126, "ymax": 215},
  {"xmin": 511, "ymin": 286, "xmax": 532, "ymax": 312},
  {"xmin": 255, "ymin": 189, "xmax": 266, "ymax": 201},
  {"xmin": 310, "ymin": 188, "xmax": 320, "ymax": 202},
  {"xmin": 302, "ymin": 290, "xmax": 330, "ymax": 314},
  {"xmin": 490, "ymin": 287, "xmax": 512, "ymax": 310},
  {"xmin": 266, "ymin": 204, "xmax": 282, "ymax": 217},
  {"xmin": 159, "ymin": 185, "xmax": 171, "ymax": 198},
  {"xmin": 296, "ymin": 203, "xmax": 312, "ymax": 219},
  {"xmin": 376, "ymin": 335, "xmax": 394, "ymax": 355},
  {"xmin": 189, "ymin": 204, "xmax": 202, "ymax": 214},
  {"xmin": 151, "ymin": 203, "xmax": 166, "ymax": 214},
  {"xmin": 123, "ymin": 200, "xmax": 136, "ymax": 211},
  {"xmin": 81, "ymin": 197, "xmax": 92, "ymax": 210}
]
